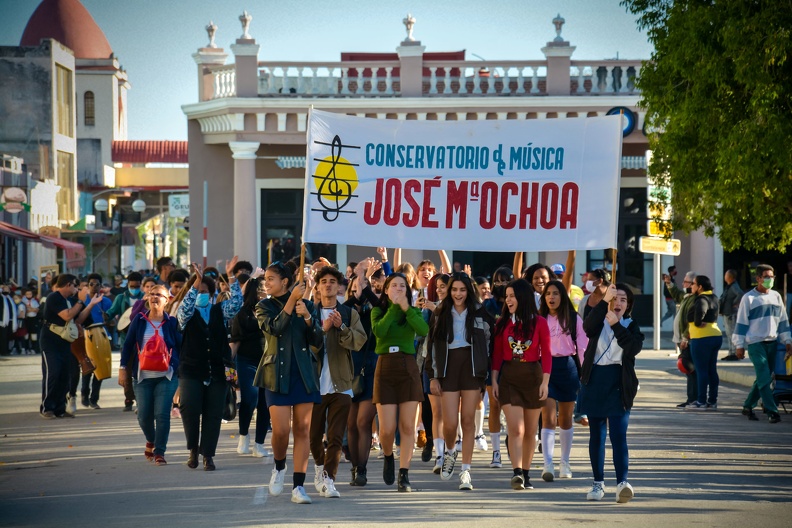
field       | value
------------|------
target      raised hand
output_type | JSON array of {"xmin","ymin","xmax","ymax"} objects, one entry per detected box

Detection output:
[{"xmin": 225, "ymin": 255, "xmax": 239, "ymax": 277}]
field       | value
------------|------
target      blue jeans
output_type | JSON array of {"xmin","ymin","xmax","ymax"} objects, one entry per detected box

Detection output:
[
  {"xmin": 134, "ymin": 375, "xmax": 179, "ymax": 456},
  {"xmin": 237, "ymin": 355, "xmax": 270, "ymax": 444},
  {"xmin": 589, "ymin": 413, "xmax": 630, "ymax": 483},
  {"xmin": 690, "ymin": 335, "xmax": 721, "ymax": 405},
  {"xmin": 744, "ymin": 341, "xmax": 778, "ymax": 414}
]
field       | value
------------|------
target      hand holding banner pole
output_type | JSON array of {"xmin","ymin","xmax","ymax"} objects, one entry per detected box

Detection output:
[{"xmin": 298, "ymin": 243, "xmax": 306, "ymax": 283}]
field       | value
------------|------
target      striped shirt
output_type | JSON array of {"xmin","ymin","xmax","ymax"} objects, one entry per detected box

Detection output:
[{"xmin": 732, "ymin": 288, "xmax": 792, "ymax": 348}]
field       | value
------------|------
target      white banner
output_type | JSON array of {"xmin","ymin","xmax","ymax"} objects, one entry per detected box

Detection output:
[{"xmin": 303, "ymin": 109, "xmax": 622, "ymax": 252}]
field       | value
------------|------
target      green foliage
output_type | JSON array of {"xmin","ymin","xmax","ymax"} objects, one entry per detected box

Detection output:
[{"xmin": 622, "ymin": 0, "xmax": 792, "ymax": 251}]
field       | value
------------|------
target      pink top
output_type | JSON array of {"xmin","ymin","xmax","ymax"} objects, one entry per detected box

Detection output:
[
  {"xmin": 492, "ymin": 316, "xmax": 552, "ymax": 375},
  {"xmin": 546, "ymin": 314, "xmax": 587, "ymax": 365}
]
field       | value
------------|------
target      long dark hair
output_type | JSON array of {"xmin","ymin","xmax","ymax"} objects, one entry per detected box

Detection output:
[
  {"xmin": 539, "ymin": 280, "xmax": 576, "ymax": 334},
  {"xmin": 242, "ymin": 276, "xmax": 262, "ymax": 308},
  {"xmin": 432, "ymin": 272, "xmax": 478, "ymax": 344},
  {"xmin": 494, "ymin": 279, "xmax": 538, "ymax": 341},
  {"xmin": 266, "ymin": 261, "xmax": 294, "ymax": 289},
  {"xmin": 427, "ymin": 273, "xmax": 450, "ymax": 302},
  {"xmin": 376, "ymin": 273, "xmax": 413, "ymax": 312}
]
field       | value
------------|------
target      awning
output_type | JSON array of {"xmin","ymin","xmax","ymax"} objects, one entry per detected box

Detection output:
[
  {"xmin": 0, "ymin": 220, "xmax": 86, "ymax": 267},
  {"xmin": 0, "ymin": 221, "xmax": 41, "ymax": 241},
  {"xmin": 40, "ymin": 235, "xmax": 85, "ymax": 251}
]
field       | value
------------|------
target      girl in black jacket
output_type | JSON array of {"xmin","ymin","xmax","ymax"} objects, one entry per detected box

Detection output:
[{"xmin": 579, "ymin": 283, "xmax": 643, "ymax": 504}]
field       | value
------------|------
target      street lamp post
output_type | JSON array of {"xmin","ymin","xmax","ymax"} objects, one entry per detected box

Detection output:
[{"xmin": 95, "ymin": 198, "xmax": 146, "ymax": 274}]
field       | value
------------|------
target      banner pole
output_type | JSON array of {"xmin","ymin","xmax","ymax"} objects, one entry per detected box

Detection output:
[
  {"xmin": 612, "ymin": 109, "xmax": 624, "ymax": 283},
  {"xmin": 298, "ymin": 243, "xmax": 306, "ymax": 283},
  {"xmin": 202, "ymin": 180, "xmax": 208, "ymax": 268}
]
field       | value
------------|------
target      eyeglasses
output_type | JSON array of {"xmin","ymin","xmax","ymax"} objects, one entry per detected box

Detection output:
[{"xmin": 149, "ymin": 293, "xmax": 167, "ymax": 299}]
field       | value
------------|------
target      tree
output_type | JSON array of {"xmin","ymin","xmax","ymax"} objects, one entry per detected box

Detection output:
[{"xmin": 622, "ymin": 0, "xmax": 792, "ymax": 251}]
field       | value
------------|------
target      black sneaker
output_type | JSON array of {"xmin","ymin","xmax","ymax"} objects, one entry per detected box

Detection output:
[
  {"xmin": 350, "ymin": 466, "xmax": 358, "ymax": 486},
  {"xmin": 421, "ymin": 442, "xmax": 433, "ymax": 463},
  {"xmin": 81, "ymin": 397, "xmax": 90, "ymax": 408},
  {"xmin": 721, "ymin": 355, "xmax": 740, "ymax": 361},
  {"xmin": 355, "ymin": 466, "xmax": 368, "ymax": 486},
  {"xmin": 768, "ymin": 412, "xmax": 781, "ymax": 424},
  {"xmin": 397, "ymin": 471, "xmax": 412, "ymax": 492},
  {"xmin": 742, "ymin": 407, "xmax": 759, "ymax": 421},
  {"xmin": 676, "ymin": 401, "xmax": 691, "ymax": 408},
  {"xmin": 524, "ymin": 476, "xmax": 534, "ymax": 490},
  {"xmin": 383, "ymin": 454, "xmax": 395, "ymax": 485}
]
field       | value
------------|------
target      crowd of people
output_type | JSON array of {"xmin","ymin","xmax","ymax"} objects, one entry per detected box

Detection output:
[{"xmin": 5, "ymin": 250, "xmax": 791, "ymax": 506}]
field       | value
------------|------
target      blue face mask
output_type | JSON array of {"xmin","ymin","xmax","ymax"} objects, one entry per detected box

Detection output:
[
  {"xmin": 195, "ymin": 293, "xmax": 210, "ymax": 308},
  {"xmin": 128, "ymin": 288, "xmax": 141, "ymax": 296}
]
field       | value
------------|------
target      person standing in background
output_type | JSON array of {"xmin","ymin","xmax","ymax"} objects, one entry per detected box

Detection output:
[{"xmin": 719, "ymin": 269, "xmax": 743, "ymax": 361}]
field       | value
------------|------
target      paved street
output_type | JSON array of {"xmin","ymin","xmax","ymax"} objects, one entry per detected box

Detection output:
[{"xmin": 1, "ymin": 349, "xmax": 790, "ymax": 527}]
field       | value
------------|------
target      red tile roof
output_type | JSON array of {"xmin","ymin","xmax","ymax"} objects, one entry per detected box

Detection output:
[{"xmin": 112, "ymin": 141, "xmax": 188, "ymax": 164}]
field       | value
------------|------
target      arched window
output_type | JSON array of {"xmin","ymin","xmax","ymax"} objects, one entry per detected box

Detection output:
[{"xmin": 84, "ymin": 91, "xmax": 95, "ymax": 126}]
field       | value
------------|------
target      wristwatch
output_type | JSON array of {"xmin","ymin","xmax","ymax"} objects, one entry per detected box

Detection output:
[{"xmin": 340, "ymin": 323, "xmax": 347, "ymax": 331}]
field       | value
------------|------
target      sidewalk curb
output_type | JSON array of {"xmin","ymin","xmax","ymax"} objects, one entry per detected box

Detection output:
[{"xmin": 718, "ymin": 368, "xmax": 755, "ymax": 388}]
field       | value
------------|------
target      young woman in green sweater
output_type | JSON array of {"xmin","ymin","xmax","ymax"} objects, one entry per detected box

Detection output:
[{"xmin": 371, "ymin": 272, "xmax": 429, "ymax": 492}]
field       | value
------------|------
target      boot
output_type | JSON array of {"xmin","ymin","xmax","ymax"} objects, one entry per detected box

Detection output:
[{"xmin": 187, "ymin": 448, "xmax": 199, "ymax": 469}]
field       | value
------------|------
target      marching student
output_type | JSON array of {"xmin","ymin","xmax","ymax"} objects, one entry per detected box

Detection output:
[
  {"xmin": 371, "ymin": 272, "xmax": 429, "ymax": 492},
  {"xmin": 309, "ymin": 266, "xmax": 367, "ymax": 499},
  {"xmin": 491, "ymin": 279, "xmax": 551, "ymax": 491},
  {"xmin": 255, "ymin": 261, "xmax": 323, "ymax": 504},
  {"xmin": 579, "ymin": 283, "xmax": 643, "ymax": 504},
  {"xmin": 177, "ymin": 258, "xmax": 243, "ymax": 472},
  {"xmin": 428, "ymin": 272, "xmax": 495, "ymax": 491},
  {"xmin": 538, "ymin": 280, "xmax": 587, "ymax": 481},
  {"xmin": 344, "ymin": 260, "xmax": 385, "ymax": 486}
]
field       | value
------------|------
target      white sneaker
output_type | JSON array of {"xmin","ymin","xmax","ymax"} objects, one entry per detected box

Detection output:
[
  {"xmin": 291, "ymin": 485, "xmax": 312, "ymax": 504},
  {"xmin": 454, "ymin": 439, "xmax": 463, "ymax": 453},
  {"xmin": 433, "ymin": 455, "xmax": 443, "ymax": 475},
  {"xmin": 66, "ymin": 395, "xmax": 77, "ymax": 415},
  {"xmin": 474, "ymin": 434, "xmax": 488, "ymax": 452},
  {"xmin": 252, "ymin": 442, "xmax": 271, "ymax": 458},
  {"xmin": 542, "ymin": 463, "xmax": 555, "ymax": 482},
  {"xmin": 269, "ymin": 467, "xmax": 286, "ymax": 496},
  {"xmin": 322, "ymin": 476, "xmax": 340, "ymax": 498},
  {"xmin": 395, "ymin": 447, "xmax": 400, "ymax": 457},
  {"xmin": 587, "ymin": 481, "xmax": 605, "ymax": 501},
  {"xmin": 313, "ymin": 464, "xmax": 326, "ymax": 494},
  {"xmin": 489, "ymin": 450, "xmax": 502, "ymax": 468},
  {"xmin": 237, "ymin": 434, "xmax": 250, "ymax": 455},
  {"xmin": 559, "ymin": 460, "xmax": 572, "ymax": 479},
  {"xmin": 616, "ymin": 481, "xmax": 634, "ymax": 503},
  {"xmin": 458, "ymin": 469, "xmax": 473, "ymax": 490}
]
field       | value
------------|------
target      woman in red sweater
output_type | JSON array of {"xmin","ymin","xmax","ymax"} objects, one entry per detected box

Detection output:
[{"xmin": 491, "ymin": 279, "xmax": 551, "ymax": 490}]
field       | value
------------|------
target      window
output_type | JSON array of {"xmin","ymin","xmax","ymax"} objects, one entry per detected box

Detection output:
[
  {"xmin": 84, "ymin": 91, "xmax": 95, "ymax": 126},
  {"xmin": 56, "ymin": 151, "xmax": 76, "ymax": 222},
  {"xmin": 55, "ymin": 65, "xmax": 74, "ymax": 137}
]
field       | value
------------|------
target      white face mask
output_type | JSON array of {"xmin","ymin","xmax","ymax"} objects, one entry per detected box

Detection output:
[{"xmin": 585, "ymin": 280, "xmax": 595, "ymax": 292}]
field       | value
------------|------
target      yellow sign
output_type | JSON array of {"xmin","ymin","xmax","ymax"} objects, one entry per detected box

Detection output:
[
  {"xmin": 647, "ymin": 201, "xmax": 672, "ymax": 220},
  {"xmin": 639, "ymin": 236, "xmax": 681, "ymax": 256},
  {"xmin": 647, "ymin": 220, "xmax": 673, "ymax": 238}
]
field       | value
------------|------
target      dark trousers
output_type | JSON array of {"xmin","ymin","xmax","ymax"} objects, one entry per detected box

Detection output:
[
  {"xmin": 41, "ymin": 348, "xmax": 71, "ymax": 414},
  {"xmin": 123, "ymin": 375, "xmax": 136, "ymax": 405},
  {"xmin": 690, "ymin": 335, "xmax": 721, "ymax": 405},
  {"xmin": 686, "ymin": 371, "xmax": 698, "ymax": 404},
  {"xmin": 81, "ymin": 373, "xmax": 102, "ymax": 404},
  {"xmin": 310, "ymin": 393, "xmax": 352, "ymax": 480},
  {"xmin": 179, "ymin": 377, "xmax": 226, "ymax": 457},
  {"xmin": 589, "ymin": 413, "xmax": 630, "ymax": 483},
  {"xmin": 237, "ymin": 355, "xmax": 270, "ymax": 444},
  {"xmin": 0, "ymin": 325, "xmax": 10, "ymax": 355},
  {"xmin": 68, "ymin": 353, "xmax": 80, "ymax": 397}
]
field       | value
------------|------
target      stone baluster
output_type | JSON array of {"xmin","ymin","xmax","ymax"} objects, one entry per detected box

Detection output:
[
  {"xmin": 296, "ymin": 67, "xmax": 304, "ymax": 94},
  {"xmin": 591, "ymin": 67, "xmax": 601, "ymax": 94},
  {"xmin": 429, "ymin": 67, "xmax": 438, "ymax": 94},
  {"xmin": 443, "ymin": 67, "xmax": 453, "ymax": 94},
  {"xmin": 614, "ymin": 66, "xmax": 623, "ymax": 93},
  {"xmin": 308, "ymin": 67, "xmax": 318, "ymax": 95},
  {"xmin": 530, "ymin": 67, "xmax": 540, "ymax": 94},
  {"xmin": 631, "ymin": 65, "xmax": 641, "ymax": 93},
  {"xmin": 385, "ymin": 67, "xmax": 394, "ymax": 95},
  {"xmin": 500, "ymin": 67, "xmax": 511, "ymax": 95},
  {"xmin": 485, "ymin": 66, "xmax": 495, "ymax": 95},
  {"xmin": 473, "ymin": 67, "xmax": 482, "ymax": 94},
  {"xmin": 605, "ymin": 65, "xmax": 615, "ymax": 92},
  {"xmin": 340, "ymin": 67, "xmax": 351, "ymax": 95},
  {"xmin": 516, "ymin": 67, "xmax": 526, "ymax": 94},
  {"xmin": 576, "ymin": 66, "xmax": 585, "ymax": 93}
]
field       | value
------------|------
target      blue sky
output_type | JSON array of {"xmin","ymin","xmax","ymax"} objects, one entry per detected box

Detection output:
[{"xmin": 0, "ymin": 0, "xmax": 652, "ymax": 140}]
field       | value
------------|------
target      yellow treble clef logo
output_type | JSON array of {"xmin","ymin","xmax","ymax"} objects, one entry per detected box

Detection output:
[{"xmin": 311, "ymin": 135, "xmax": 360, "ymax": 221}]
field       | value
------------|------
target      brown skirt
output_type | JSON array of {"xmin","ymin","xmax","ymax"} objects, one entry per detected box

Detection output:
[
  {"xmin": 373, "ymin": 352, "xmax": 424, "ymax": 405},
  {"xmin": 440, "ymin": 347, "xmax": 485, "ymax": 392},
  {"xmin": 497, "ymin": 360, "xmax": 543, "ymax": 409}
]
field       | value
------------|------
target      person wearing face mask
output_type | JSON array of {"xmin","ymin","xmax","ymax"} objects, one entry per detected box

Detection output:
[
  {"xmin": 668, "ymin": 272, "xmax": 699, "ymax": 408},
  {"xmin": 176, "ymin": 257, "xmax": 243, "ymax": 471},
  {"xmin": 579, "ymin": 283, "xmax": 644, "ymax": 504},
  {"xmin": 106, "ymin": 272, "xmax": 145, "ymax": 411},
  {"xmin": 733, "ymin": 264, "xmax": 792, "ymax": 424},
  {"xmin": 685, "ymin": 276, "xmax": 722, "ymax": 411},
  {"xmin": 119, "ymin": 285, "xmax": 181, "ymax": 465}
]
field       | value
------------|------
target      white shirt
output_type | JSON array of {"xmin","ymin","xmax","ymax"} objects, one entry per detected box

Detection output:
[
  {"xmin": 448, "ymin": 307, "xmax": 470, "ymax": 349},
  {"xmin": 593, "ymin": 318, "xmax": 632, "ymax": 366},
  {"xmin": 319, "ymin": 306, "xmax": 353, "ymax": 397}
]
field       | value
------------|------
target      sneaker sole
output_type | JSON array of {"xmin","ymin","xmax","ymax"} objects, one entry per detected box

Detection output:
[
  {"xmin": 433, "ymin": 466, "xmax": 442, "ymax": 475},
  {"xmin": 489, "ymin": 463, "xmax": 503, "ymax": 468},
  {"xmin": 459, "ymin": 483, "xmax": 473, "ymax": 490},
  {"xmin": 587, "ymin": 494, "xmax": 604, "ymax": 501},
  {"xmin": 291, "ymin": 496, "xmax": 312, "ymax": 504},
  {"xmin": 542, "ymin": 471, "xmax": 554, "ymax": 482},
  {"xmin": 559, "ymin": 473, "xmax": 572, "ymax": 479},
  {"xmin": 511, "ymin": 480, "xmax": 524, "ymax": 490},
  {"xmin": 617, "ymin": 488, "xmax": 634, "ymax": 503},
  {"xmin": 441, "ymin": 470, "xmax": 455, "ymax": 481}
]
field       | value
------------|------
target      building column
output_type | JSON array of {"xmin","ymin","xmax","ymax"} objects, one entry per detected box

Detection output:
[
  {"xmin": 542, "ymin": 14, "xmax": 576, "ymax": 95},
  {"xmin": 229, "ymin": 141, "xmax": 260, "ymax": 263}
]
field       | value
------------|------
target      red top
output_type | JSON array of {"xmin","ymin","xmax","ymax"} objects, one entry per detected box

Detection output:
[{"xmin": 492, "ymin": 316, "xmax": 552, "ymax": 374}]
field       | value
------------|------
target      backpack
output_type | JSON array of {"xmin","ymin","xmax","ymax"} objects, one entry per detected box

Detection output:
[{"xmin": 137, "ymin": 314, "xmax": 171, "ymax": 372}]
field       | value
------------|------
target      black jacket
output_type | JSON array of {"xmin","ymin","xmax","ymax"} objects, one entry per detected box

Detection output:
[
  {"xmin": 179, "ymin": 303, "xmax": 233, "ymax": 381},
  {"xmin": 428, "ymin": 304, "xmax": 495, "ymax": 380},
  {"xmin": 231, "ymin": 304, "xmax": 265, "ymax": 362},
  {"xmin": 580, "ymin": 300, "xmax": 644, "ymax": 411}
]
